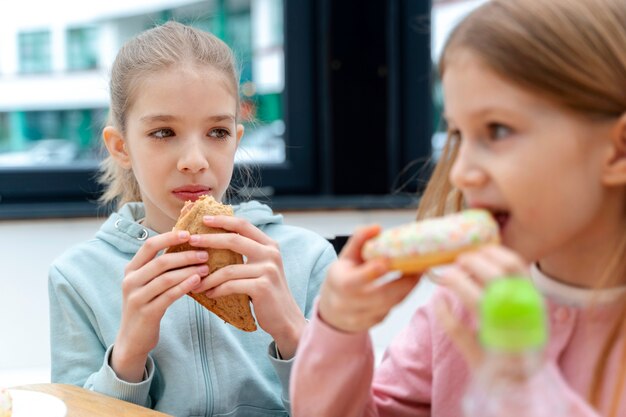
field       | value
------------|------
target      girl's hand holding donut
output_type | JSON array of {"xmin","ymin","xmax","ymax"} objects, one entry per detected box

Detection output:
[
  {"xmin": 318, "ymin": 225, "xmax": 422, "ymax": 333},
  {"xmin": 357, "ymin": 209, "xmax": 529, "ymax": 366},
  {"xmin": 113, "ymin": 230, "xmax": 210, "ymax": 382},
  {"xmin": 189, "ymin": 215, "xmax": 307, "ymax": 359},
  {"xmin": 434, "ymin": 245, "xmax": 530, "ymax": 367}
]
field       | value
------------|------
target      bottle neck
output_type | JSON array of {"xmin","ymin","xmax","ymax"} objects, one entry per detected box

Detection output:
[{"xmin": 479, "ymin": 348, "xmax": 544, "ymax": 382}]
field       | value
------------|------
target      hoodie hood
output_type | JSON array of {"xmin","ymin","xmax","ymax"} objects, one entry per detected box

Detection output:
[
  {"xmin": 233, "ymin": 200, "xmax": 283, "ymax": 227},
  {"xmin": 96, "ymin": 201, "xmax": 283, "ymax": 254}
]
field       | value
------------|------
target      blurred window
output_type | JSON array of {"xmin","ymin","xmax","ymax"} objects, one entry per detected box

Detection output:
[
  {"xmin": 0, "ymin": 0, "xmax": 292, "ymax": 217},
  {"xmin": 0, "ymin": 109, "xmax": 106, "ymax": 166},
  {"xmin": 2, "ymin": 1, "xmax": 287, "ymax": 172},
  {"xmin": 18, "ymin": 31, "xmax": 52, "ymax": 74},
  {"xmin": 66, "ymin": 27, "xmax": 99, "ymax": 71},
  {"xmin": 0, "ymin": 0, "xmax": 433, "ymax": 218}
]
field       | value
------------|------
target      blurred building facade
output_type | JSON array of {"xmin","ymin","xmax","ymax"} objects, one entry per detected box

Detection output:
[
  {"xmin": 0, "ymin": 0, "xmax": 285, "ymax": 165},
  {"xmin": 0, "ymin": 0, "xmax": 435, "ymax": 219}
]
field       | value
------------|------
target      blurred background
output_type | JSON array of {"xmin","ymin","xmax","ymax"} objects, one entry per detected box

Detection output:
[{"xmin": 0, "ymin": 0, "xmax": 485, "ymax": 387}]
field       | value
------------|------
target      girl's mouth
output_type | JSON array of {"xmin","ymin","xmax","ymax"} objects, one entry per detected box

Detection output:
[
  {"xmin": 491, "ymin": 210, "xmax": 510, "ymax": 233},
  {"xmin": 172, "ymin": 185, "xmax": 212, "ymax": 202},
  {"xmin": 173, "ymin": 191, "xmax": 210, "ymax": 202}
]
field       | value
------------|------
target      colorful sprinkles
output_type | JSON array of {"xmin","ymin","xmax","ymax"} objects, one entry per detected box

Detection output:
[{"xmin": 362, "ymin": 209, "xmax": 499, "ymax": 260}]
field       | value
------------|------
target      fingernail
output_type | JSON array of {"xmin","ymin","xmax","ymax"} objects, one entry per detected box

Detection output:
[
  {"xmin": 203, "ymin": 215, "xmax": 214, "ymax": 223},
  {"xmin": 188, "ymin": 274, "xmax": 201, "ymax": 288},
  {"xmin": 190, "ymin": 235, "xmax": 200, "ymax": 244},
  {"xmin": 197, "ymin": 265, "xmax": 209, "ymax": 275},
  {"xmin": 427, "ymin": 266, "xmax": 453, "ymax": 284},
  {"xmin": 178, "ymin": 231, "xmax": 190, "ymax": 239},
  {"xmin": 196, "ymin": 251, "xmax": 208, "ymax": 260}
]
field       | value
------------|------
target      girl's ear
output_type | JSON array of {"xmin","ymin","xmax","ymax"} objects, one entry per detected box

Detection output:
[
  {"xmin": 102, "ymin": 126, "xmax": 132, "ymax": 169},
  {"xmin": 602, "ymin": 113, "xmax": 626, "ymax": 186},
  {"xmin": 236, "ymin": 123, "xmax": 245, "ymax": 146}
]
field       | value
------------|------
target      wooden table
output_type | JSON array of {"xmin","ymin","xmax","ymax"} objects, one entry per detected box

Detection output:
[{"xmin": 12, "ymin": 384, "xmax": 171, "ymax": 417}]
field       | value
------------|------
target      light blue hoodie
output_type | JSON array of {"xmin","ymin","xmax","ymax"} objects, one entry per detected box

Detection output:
[{"xmin": 49, "ymin": 201, "xmax": 336, "ymax": 417}]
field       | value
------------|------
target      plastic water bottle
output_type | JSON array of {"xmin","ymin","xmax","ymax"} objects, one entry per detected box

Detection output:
[{"xmin": 462, "ymin": 278, "xmax": 567, "ymax": 417}]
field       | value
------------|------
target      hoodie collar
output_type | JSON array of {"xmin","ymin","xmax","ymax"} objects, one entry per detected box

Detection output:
[
  {"xmin": 96, "ymin": 203, "xmax": 157, "ymax": 254},
  {"xmin": 531, "ymin": 263, "xmax": 626, "ymax": 308}
]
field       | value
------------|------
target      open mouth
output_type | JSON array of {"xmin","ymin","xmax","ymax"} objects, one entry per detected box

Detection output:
[{"xmin": 490, "ymin": 210, "xmax": 510, "ymax": 232}]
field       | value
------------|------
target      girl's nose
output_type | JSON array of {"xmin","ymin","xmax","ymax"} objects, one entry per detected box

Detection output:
[
  {"xmin": 449, "ymin": 142, "xmax": 488, "ymax": 190},
  {"xmin": 177, "ymin": 139, "xmax": 209, "ymax": 173}
]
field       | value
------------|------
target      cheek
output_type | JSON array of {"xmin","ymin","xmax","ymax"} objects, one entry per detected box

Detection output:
[
  {"xmin": 215, "ymin": 159, "xmax": 236, "ymax": 181},
  {"xmin": 213, "ymin": 144, "xmax": 237, "ymax": 166},
  {"xmin": 128, "ymin": 147, "xmax": 168, "ymax": 182}
]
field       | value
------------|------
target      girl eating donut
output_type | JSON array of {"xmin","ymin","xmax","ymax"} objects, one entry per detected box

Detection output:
[{"xmin": 290, "ymin": 0, "xmax": 626, "ymax": 416}]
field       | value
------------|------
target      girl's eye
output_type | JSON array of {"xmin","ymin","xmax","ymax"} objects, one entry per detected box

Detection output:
[
  {"xmin": 150, "ymin": 128, "xmax": 175, "ymax": 140},
  {"xmin": 487, "ymin": 123, "xmax": 512, "ymax": 140},
  {"xmin": 208, "ymin": 128, "xmax": 231, "ymax": 140}
]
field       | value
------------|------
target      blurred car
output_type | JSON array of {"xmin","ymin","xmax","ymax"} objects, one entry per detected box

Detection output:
[
  {"xmin": 0, "ymin": 139, "xmax": 79, "ymax": 167},
  {"xmin": 236, "ymin": 120, "xmax": 286, "ymax": 164}
]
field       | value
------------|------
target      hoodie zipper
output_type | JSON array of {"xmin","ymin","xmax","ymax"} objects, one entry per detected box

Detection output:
[{"xmin": 195, "ymin": 304, "xmax": 214, "ymax": 416}]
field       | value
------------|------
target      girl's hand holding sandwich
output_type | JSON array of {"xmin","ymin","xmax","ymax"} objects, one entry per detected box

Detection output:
[
  {"xmin": 188, "ymin": 214, "xmax": 308, "ymax": 359},
  {"xmin": 113, "ymin": 230, "xmax": 209, "ymax": 382}
]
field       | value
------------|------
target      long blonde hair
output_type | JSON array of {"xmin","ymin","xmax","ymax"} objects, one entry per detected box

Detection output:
[
  {"xmin": 423, "ymin": 0, "xmax": 626, "ymax": 414},
  {"xmin": 98, "ymin": 21, "xmax": 241, "ymax": 208}
]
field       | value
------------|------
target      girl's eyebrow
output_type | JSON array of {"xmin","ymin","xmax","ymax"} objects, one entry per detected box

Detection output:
[
  {"xmin": 205, "ymin": 114, "xmax": 235, "ymax": 123},
  {"xmin": 139, "ymin": 114, "xmax": 236, "ymax": 123},
  {"xmin": 139, "ymin": 114, "xmax": 175, "ymax": 123}
]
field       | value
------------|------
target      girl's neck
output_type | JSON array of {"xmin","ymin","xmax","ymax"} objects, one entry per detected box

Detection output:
[
  {"xmin": 139, "ymin": 214, "xmax": 174, "ymax": 235},
  {"xmin": 538, "ymin": 206, "xmax": 626, "ymax": 289},
  {"xmin": 538, "ymin": 248, "xmax": 611, "ymax": 289},
  {"xmin": 139, "ymin": 200, "xmax": 177, "ymax": 234}
]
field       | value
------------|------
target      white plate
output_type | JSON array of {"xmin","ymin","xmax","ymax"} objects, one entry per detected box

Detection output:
[{"xmin": 8, "ymin": 390, "xmax": 67, "ymax": 417}]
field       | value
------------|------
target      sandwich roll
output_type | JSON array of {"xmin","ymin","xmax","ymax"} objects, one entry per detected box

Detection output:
[{"xmin": 167, "ymin": 195, "xmax": 257, "ymax": 332}]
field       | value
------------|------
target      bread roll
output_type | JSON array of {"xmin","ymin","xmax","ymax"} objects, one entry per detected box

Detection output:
[{"xmin": 167, "ymin": 195, "xmax": 257, "ymax": 332}]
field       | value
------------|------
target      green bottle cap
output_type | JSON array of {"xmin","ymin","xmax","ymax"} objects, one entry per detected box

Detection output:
[{"xmin": 480, "ymin": 277, "xmax": 547, "ymax": 352}]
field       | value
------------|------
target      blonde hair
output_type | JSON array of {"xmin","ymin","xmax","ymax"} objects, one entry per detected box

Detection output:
[
  {"xmin": 423, "ymin": 0, "xmax": 626, "ymax": 414},
  {"xmin": 98, "ymin": 21, "xmax": 241, "ymax": 208}
]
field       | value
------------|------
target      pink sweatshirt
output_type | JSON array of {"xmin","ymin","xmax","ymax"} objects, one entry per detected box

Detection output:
[{"xmin": 291, "ymin": 265, "xmax": 626, "ymax": 417}]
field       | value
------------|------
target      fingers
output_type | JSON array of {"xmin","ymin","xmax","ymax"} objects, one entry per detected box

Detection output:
[
  {"xmin": 451, "ymin": 245, "xmax": 530, "ymax": 288},
  {"xmin": 318, "ymin": 259, "xmax": 420, "ymax": 332},
  {"xmin": 435, "ymin": 245, "xmax": 530, "ymax": 321},
  {"xmin": 201, "ymin": 215, "xmax": 275, "ymax": 246},
  {"xmin": 346, "ymin": 258, "xmax": 392, "ymax": 287},
  {"xmin": 126, "ymin": 230, "xmax": 190, "ymax": 272},
  {"xmin": 189, "ymin": 231, "xmax": 263, "ymax": 260},
  {"xmin": 132, "ymin": 264, "xmax": 207, "ymax": 305},
  {"xmin": 365, "ymin": 274, "xmax": 421, "ymax": 309},
  {"xmin": 188, "ymin": 226, "xmax": 283, "ymax": 265},
  {"xmin": 319, "ymin": 275, "xmax": 420, "ymax": 333},
  {"xmin": 339, "ymin": 225, "xmax": 382, "ymax": 261},
  {"xmin": 433, "ymin": 296, "xmax": 482, "ymax": 368},
  {"xmin": 144, "ymin": 269, "xmax": 202, "ymax": 314},
  {"xmin": 455, "ymin": 254, "xmax": 504, "ymax": 286},
  {"xmin": 321, "ymin": 257, "xmax": 391, "ymax": 302},
  {"xmin": 129, "ymin": 249, "xmax": 210, "ymax": 288},
  {"xmin": 192, "ymin": 263, "xmax": 262, "ymax": 293},
  {"xmin": 123, "ymin": 230, "xmax": 213, "ymax": 309},
  {"xmin": 478, "ymin": 245, "xmax": 530, "ymax": 276},
  {"xmin": 433, "ymin": 265, "xmax": 483, "ymax": 311}
]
